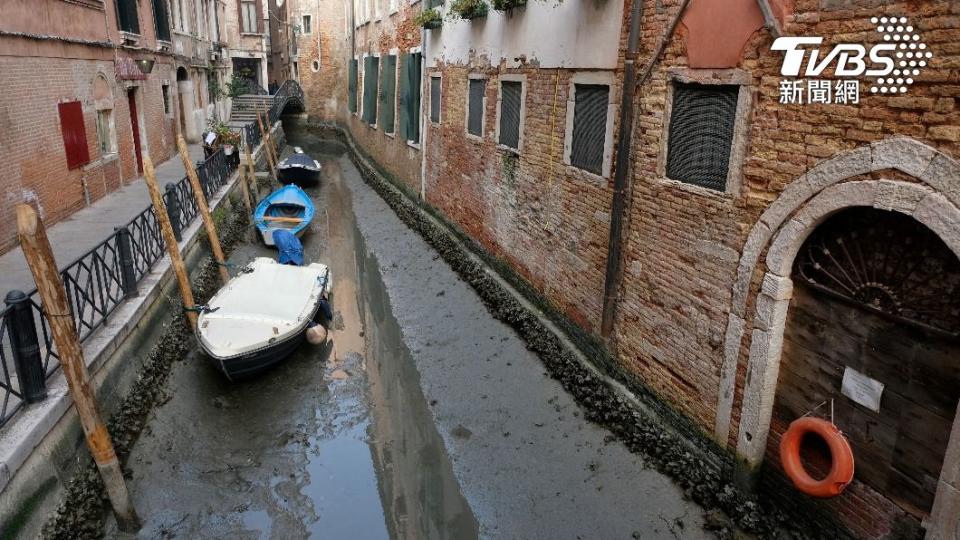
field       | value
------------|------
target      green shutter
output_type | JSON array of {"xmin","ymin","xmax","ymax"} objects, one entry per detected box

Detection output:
[
  {"xmin": 362, "ymin": 56, "xmax": 379, "ymax": 125},
  {"xmin": 348, "ymin": 59, "xmax": 357, "ymax": 113},
  {"xmin": 408, "ymin": 52, "xmax": 421, "ymax": 142},
  {"xmin": 380, "ymin": 55, "xmax": 396, "ymax": 133},
  {"xmin": 398, "ymin": 54, "xmax": 411, "ymax": 140}
]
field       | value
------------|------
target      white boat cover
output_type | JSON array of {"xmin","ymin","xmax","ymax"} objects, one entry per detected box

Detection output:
[{"xmin": 198, "ymin": 257, "xmax": 332, "ymax": 359}]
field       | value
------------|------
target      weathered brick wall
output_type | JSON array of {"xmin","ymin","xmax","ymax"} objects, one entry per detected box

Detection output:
[
  {"xmin": 0, "ymin": 43, "xmax": 177, "ymax": 254},
  {"xmin": 423, "ymin": 63, "xmax": 623, "ymax": 331},
  {"xmin": 295, "ymin": 0, "xmax": 349, "ymax": 122},
  {"xmin": 613, "ymin": 0, "xmax": 960, "ymax": 536},
  {"xmin": 348, "ymin": 4, "xmax": 423, "ymax": 192}
]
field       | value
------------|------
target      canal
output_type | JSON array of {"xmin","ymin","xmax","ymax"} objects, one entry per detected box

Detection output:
[{"xmin": 106, "ymin": 119, "xmax": 709, "ymax": 539}]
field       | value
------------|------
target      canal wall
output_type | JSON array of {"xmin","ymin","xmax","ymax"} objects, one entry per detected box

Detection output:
[
  {"xmin": 0, "ymin": 124, "xmax": 285, "ymax": 539},
  {"xmin": 311, "ymin": 120, "xmax": 851, "ymax": 539}
]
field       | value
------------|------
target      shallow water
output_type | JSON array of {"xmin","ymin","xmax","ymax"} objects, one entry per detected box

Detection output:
[{"xmin": 108, "ymin": 118, "xmax": 708, "ymax": 539}]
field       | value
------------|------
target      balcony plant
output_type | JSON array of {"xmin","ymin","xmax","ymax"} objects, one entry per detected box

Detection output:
[
  {"xmin": 414, "ymin": 8, "xmax": 443, "ymax": 29},
  {"xmin": 491, "ymin": 0, "xmax": 525, "ymax": 10},
  {"xmin": 450, "ymin": 0, "xmax": 488, "ymax": 20}
]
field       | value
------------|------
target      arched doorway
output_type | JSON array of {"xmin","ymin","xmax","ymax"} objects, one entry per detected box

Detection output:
[
  {"xmin": 728, "ymin": 174, "xmax": 960, "ymax": 538},
  {"xmin": 771, "ymin": 207, "xmax": 960, "ymax": 523}
]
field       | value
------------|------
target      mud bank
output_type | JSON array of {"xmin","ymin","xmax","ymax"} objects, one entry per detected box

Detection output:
[
  {"xmin": 312, "ymin": 122, "xmax": 848, "ymax": 540},
  {"xmin": 39, "ymin": 200, "xmax": 251, "ymax": 540}
]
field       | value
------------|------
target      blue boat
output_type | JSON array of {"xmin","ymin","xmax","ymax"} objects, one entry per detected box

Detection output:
[{"xmin": 254, "ymin": 184, "xmax": 314, "ymax": 246}]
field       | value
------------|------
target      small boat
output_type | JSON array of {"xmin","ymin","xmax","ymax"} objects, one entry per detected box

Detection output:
[
  {"xmin": 197, "ymin": 257, "xmax": 332, "ymax": 380},
  {"xmin": 277, "ymin": 147, "xmax": 321, "ymax": 186},
  {"xmin": 254, "ymin": 184, "xmax": 314, "ymax": 246}
]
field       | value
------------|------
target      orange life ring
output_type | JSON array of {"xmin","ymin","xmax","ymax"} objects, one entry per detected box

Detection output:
[{"xmin": 779, "ymin": 417, "xmax": 855, "ymax": 498}]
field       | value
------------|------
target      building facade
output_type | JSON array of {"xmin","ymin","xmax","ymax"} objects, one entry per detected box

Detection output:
[{"xmin": 304, "ymin": 0, "xmax": 960, "ymax": 536}]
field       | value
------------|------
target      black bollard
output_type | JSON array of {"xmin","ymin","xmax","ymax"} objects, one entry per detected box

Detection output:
[
  {"xmin": 4, "ymin": 290, "xmax": 47, "ymax": 402},
  {"xmin": 115, "ymin": 226, "xmax": 138, "ymax": 298},
  {"xmin": 164, "ymin": 183, "xmax": 183, "ymax": 242}
]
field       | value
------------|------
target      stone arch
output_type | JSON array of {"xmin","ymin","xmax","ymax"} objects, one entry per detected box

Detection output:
[
  {"xmin": 726, "ymin": 178, "xmax": 960, "ymax": 538},
  {"xmin": 714, "ymin": 138, "xmax": 960, "ymax": 445}
]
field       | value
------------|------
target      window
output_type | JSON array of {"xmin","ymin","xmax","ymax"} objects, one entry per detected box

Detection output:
[
  {"xmin": 207, "ymin": 71, "xmax": 218, "ymax": 105},
  {"xmin": 58, "ymin": 101, "xmax": 90, "ymax": 170},
  {"xmin": 96, "ymin": 110, "xmax": 114, "ymax": 155},
  {"xmin": 498, "ymin": 79, "xmax": 522, "ymax": 150},
  {"xmin": 241, "ymin": 0, "xmax": 258, "ymax": 33},
  {"xmin": 389, "ymin": 0, "xmax": 398, "ymax": 13},
  {"xmin": 569, "ymin": 83, "xmax": 609, "ymax": 176},
  {"xmin": 362, "ymin": 56, "xmax": 380, "ymax": 125},
  {"xmin": 153, "ymin": 0, "xmax": 171, "ymax": 41},
  {"xmin": 429, "ymin": 75, "xmax": 441, "ymax": 124},
  {"xmin": 467, "ymin": 78, "xmax": 485, "ymax": 137},
  {"xmin": 349, "ymin": 59, "xmax": 358, "ymax": 113},
  {"xmin": 115, "ymin": 0, "xmax": 140, "ymax": 34},
  {"xmin": 379, "ymin": 55, "xmax": 397, "ymax": 133},
  {"xmin": 162, "ymin": 84, "xmax": 171, "ymax": 115},
  {"xmin": 302, "ymin": 14, "xmax": 312, "ymax": 33},
  {"xmin": 665, "ymin": 82, "xmax": 739, "ymax": 191},
  {"xmin": 398, "ymin": 52, "xmax": 422, "ymax": 143},
  {"xmin": 373, "ymin": 0, "xmax": 380, "ymax": 19}
]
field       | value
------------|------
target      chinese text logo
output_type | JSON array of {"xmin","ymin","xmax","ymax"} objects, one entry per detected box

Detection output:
[{"xmin": 772, "ymin": 17, "xmax": 932, "ymax": 105}]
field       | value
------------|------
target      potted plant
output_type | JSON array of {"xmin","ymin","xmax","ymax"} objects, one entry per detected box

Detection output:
[
  {"xmin": 491, "ymin": 0, "xmax": 525, "ymax": 10},
  {"xmin": 414, "ymin": 8, "xmax": 443, "ymax": 29},
  {"xmin": 206, "ymin": 119, "xmax": 241, "ymax": 155},
  {"xmin": 450, "ymin": 0, "xmax": 488, "ymax": 19}
]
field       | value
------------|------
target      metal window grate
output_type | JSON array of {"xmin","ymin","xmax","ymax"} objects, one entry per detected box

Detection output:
[
  {"xmin": 666, "ymin": 82, "xmax": 739, "ymax": 191},
  {"xmin": 468, "ymin": 79, "xmax": 485, "ymax": 136},
  {"xmin": 430, "ymin": 77, "xmax": 441, "ymax": 123},
  {"xmin": 499, "ymin": 81, "xmax": 521, "ymax": 149},
  {"xmin": 570, "ymin": 84, "xmax": 609, "ymax": 175}
]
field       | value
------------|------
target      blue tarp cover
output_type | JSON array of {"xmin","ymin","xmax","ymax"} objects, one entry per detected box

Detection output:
[{"xmin": 273, "ymin": 229, "xmax": 304, "ymax": 266}]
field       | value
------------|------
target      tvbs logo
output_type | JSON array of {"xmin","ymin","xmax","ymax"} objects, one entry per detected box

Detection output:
[{"xmin": 772, "ymin": 17, "xmax": 932, "ymax": 104}]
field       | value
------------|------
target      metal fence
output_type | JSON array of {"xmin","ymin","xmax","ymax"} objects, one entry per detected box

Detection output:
[{"xmin": 0, "ymin": 147, "xmax": 240, "ymax": 428}]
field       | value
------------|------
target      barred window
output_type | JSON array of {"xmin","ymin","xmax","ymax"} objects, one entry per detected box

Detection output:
[
  {"xmin": 498, "ymin": 80, "xmax": 522, "ymax": 150},
  {"xmin": 570, "ymin": 84, "xmax": 609, "ymax": 175},
  {"xmin": 666, "ymin": 82, "xmax": 739, "ymax": 191},
  {"xmin": 467, "ymin": 78, "xmax": 485, "ymax": 137},
  {"xmin": 430, "ymin": 76, "xmax": 441, "ymax": 124}
]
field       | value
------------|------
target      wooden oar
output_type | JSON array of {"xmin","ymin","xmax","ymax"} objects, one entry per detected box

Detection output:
[{"xmin": 261, "ymin": 216, "xmax": 304, "ymax": 223}]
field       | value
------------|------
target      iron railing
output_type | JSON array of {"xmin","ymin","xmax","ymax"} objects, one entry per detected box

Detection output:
[
  {"xmin": 0, "ymin": 146, "xmax": 240, "ymax": 428},
  {"xmin": 269, "ymin": 79, "xmax": 305, "ymax": 124}
]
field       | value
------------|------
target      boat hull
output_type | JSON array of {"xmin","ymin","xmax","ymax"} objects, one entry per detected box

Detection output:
[
  {"xmin": 201, "ymin": 300, "xmax": 324, "ymax": 381},
  {"xmin": 278, "ymin": 167, "xmax": 320, "ymax": 186}
]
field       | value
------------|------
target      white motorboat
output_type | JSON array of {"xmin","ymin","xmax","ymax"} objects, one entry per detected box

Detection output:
[{"xmin": 197, "ymin": 257, "xmax": 332, "ymax": 380}]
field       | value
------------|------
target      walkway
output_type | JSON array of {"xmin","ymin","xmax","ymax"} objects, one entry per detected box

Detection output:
[{"xmin": 0, "ymin": 144, "xmax": 205, "ymax": 295}]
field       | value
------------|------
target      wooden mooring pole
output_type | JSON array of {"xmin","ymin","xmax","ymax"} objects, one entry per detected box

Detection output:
[
  {"xmin": 16, "ymin": 204, "xmax": 141, "ymax": 533},
  {"xmin": 245, "ymin": 144, "xmax": 259, "ymax": 203},
  {"xmin": 142, "ymin": 155, "xmax": 199, "ymax": 330},
  {"xmin": 176, "ymin": 135, "xmax": 230, "ymax": 286},
  {"xmin": 256, "ymin": 108, "xmax": 279, "ymax": 184}
]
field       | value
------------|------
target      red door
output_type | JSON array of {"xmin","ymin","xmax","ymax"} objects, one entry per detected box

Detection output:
[{"xmin": 128, "ymin": 89, "xmax": 143, "ymax": 174}]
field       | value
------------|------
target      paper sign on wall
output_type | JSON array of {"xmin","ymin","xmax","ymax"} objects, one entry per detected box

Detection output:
[{"xmin": 841, "ymin": 367, "xmax": 884, "ymax": 413}]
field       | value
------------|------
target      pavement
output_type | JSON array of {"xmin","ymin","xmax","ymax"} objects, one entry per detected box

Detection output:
[{"xmin": 0, "ymin": 144, "xmax": 205, "ymax": 295}]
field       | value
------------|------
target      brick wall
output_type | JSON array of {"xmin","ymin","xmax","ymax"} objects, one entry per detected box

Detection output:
[
  {"xmin": 613, "ymin": 0, "xmax": 960, "ymax": 536},
  {"xmin": 423, "ymin": 64, "xmax": 623, "ymax": 331},
  {"xmin": 0, "ymin": 43, "xmax": 177, "ymax": 254},
  {"xmin": 296, "ymin": 0, "xmax": 350, "ymax": 122},
  {"xmin": 348, "ymin": 3, "xmax": 424, "ymax": 192}
]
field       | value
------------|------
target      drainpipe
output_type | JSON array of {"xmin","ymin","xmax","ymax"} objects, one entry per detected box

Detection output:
[
  {"xmin": 599, "ymin": 0, "xmax": 644, "ymax": 338},
  {"xmin": 419, "ymin": 25, "xmax": 427, "ymax": 200}
]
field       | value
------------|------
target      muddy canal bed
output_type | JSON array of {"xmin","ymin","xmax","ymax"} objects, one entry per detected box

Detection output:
[{"xmin": 105, "ymin": 121, "xmax": 709, "ymax": 539}]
